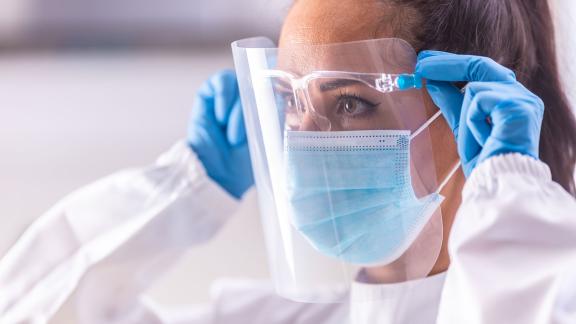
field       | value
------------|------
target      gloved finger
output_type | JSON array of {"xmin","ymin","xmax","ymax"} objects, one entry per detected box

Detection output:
[
  {"xmin": 458, "ymin": 85, "xmax": 483, "ymax": 165},
  {"xmin": 425, "ymin": 80, "xmax": 464, "ymax": 137},
  {"xmin": 489, "ymin": 97, "xmax": 543, "ymax": 158},
  {"xmin": 190, "ymin": 91, "xmax": 216, "ymax": 126},
  {"xmin": 464, "ymin": 86, "xmax": 498, "ymax": 146},
  {"xmin": 457, "ymin": 79, "xmax": 541, "ymax": 104},
  {"xmin": 416, "ymin": 51, "xmax": 516, "ymax": 83},
  {"xmin": 466, "ymin": 81, "xmax": 544, "ymax": 143},
  {"xmin": 192, "ymin": 79, "xmax": 217, "ymax": 121},
  {"xmin": 417, "ymin": 50, "xmax": 451, "ymax": 60},
  {"xmin": 187, "ymin": 108, "xmax": 230, "ymax": 169},
  {"xmin": 211, "ymin": 70, "xmax": 240, "ymax": 127},
  {"xmin": 188, "ymin": 91, "xmax": 224, "ymax": 139},
  {"xmin": 226, "ymin": 99, "xmax": 247, "ymax": 147}
]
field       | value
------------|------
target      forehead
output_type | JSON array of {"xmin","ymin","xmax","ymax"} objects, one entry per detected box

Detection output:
[
  {"xmin": 279, "ymin": 0, "xmax": 395, "ymax": 47},
  {"xmin": 277, "ymin": 0, "xmax": 414, "ymax": 75}
]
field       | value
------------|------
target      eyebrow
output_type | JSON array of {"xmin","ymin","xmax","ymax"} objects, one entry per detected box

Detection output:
[{"xmin": 319, "ymin": 79, "xmax": 364, "ymax": 92}]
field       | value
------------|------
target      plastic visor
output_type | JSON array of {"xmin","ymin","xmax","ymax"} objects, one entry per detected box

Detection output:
[{"xmin": 232, "ymin": 37, "xmax": 444, "ymax": 303}]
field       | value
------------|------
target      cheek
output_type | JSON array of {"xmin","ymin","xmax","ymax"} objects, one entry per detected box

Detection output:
[
  {"xmin": 421, "ymin": 88, "xmax": 459, "ymax": 178},
  {"xmin": 421, "ymin": 87, "xmax": 440, "ymax": 119}
]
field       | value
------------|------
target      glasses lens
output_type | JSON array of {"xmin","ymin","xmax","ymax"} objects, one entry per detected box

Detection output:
[{"xmin": 307, "ymin": 77, "xmax": 409, "ymax": 131}]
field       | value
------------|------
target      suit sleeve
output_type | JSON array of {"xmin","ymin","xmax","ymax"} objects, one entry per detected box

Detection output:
[
  {"xmin": 0, "ymin": 141, "xmax": 240, "ymax": 324},
  {"xmin": 437, "ymin": 154, "xmax": 576, "ymax": 324}
]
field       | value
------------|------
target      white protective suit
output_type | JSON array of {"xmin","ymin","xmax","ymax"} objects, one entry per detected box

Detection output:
[{"xmin": 1, "ymin": 141, "xmax": 576, "ymax": 324}]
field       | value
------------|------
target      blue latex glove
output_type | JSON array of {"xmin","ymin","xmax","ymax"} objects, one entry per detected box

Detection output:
[
  {"xmin": 187, "ymin": 70, "xmax": 254, "ymax": 199},
  {"xmin": 415, "ymin": 51, "xmax": 545, "ymax": 176}
]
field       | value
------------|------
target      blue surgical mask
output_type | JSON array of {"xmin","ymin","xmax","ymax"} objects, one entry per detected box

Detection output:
[{"xmin": 284, "ymin": 111, "xmax": 456, "ymax": 266}]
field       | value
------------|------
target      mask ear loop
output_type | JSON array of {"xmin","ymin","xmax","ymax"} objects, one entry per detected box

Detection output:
[
  {"xmin": 408, "ymin": 109, "xmax": 462, "ymax": 194},
  {"xmin": 436, "ymin": 161, "xmax": 462, "ymax": 194},
  {"xmin": 410, "ymin": 110, "xmax": 442, "ymax": 140}
]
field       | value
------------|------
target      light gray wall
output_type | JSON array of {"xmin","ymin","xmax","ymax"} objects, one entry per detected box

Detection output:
[
  {"xmin": 0, "ymin": 51, "xmax": 269, "ymax": 322},
  {"xmin": 552, "ymin": 0, "xmax": 576, "ymax": 109},
  {"xmin": 2, "ymin": 0, "xmax": 291, "ymax": 47}
]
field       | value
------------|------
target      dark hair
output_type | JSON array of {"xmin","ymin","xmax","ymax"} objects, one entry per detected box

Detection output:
[{"xmin": 390, "ymin": 0, "xmax": 576, "ymax": 194}]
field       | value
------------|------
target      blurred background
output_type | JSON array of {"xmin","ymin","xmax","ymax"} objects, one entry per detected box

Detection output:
[
  {"xmin": 0, "ymin": 0, "xmax": 290, "ymax": 322},
  {"xmin": 0, "ymin": 0, "xmax": 289, "ymax": 49},
  {"xmin": 0, "ymin": 0, "xmax": 574, "ymax": 322}
]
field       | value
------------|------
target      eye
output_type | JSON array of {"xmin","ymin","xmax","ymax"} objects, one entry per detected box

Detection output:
[{"xmin": 335, "ymin": 94, "xmax": 378, "ymax": 117}]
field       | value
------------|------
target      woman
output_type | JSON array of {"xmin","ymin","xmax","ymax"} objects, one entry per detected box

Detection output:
[{"xmin": 1, "ymin": 0, "xmax": 575, "ymax": 323}]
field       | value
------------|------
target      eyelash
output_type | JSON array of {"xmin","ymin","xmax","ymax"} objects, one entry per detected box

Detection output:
[{"xmin": 334, "ymin": 90, "xmax": 379, "ymax": 117}]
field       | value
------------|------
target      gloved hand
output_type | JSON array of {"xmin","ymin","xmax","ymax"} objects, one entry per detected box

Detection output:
[
  {"xmin": 187, "ymin": 70, "xmax": 254, "ymax": 199},
  {"xmin": 415, "ymin": 51, "xmax": 545, "ymax": 176}
]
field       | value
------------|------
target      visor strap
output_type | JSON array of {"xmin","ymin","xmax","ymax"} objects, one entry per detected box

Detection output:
[
  {"xmin": 410, "ymin": 110, "xmax": 442, "ymax": 140},
  {"xmin": 436, "ymin": 161, "xmax": 462, "ymax": 194}
]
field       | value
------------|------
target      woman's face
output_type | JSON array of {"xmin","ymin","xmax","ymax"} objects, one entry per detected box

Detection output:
[
  {"xmin": 279, "ymin": 0, "xmax": 464, "ymax": 278},
  {"xmin": 280, "ymin": 0, "xmax": 402, "ymax": 46},
  {"xmin": 278, "ymin": 0, "xmax": 429, "ymax": 130}
]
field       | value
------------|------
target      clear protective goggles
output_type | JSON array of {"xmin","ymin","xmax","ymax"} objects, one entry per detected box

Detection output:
[
  {"xmin": 232, "ymin": 37, "xmax": 446, "ymax": 303},
  {"xmin": 260, "ymin": 69, "xmax": 422, "ymax": 131}
]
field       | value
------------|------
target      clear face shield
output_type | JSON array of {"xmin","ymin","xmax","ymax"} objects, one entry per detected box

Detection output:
[{"xmin": 232, "ymin": 37, "xmax": 453, "ymax": 303}]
